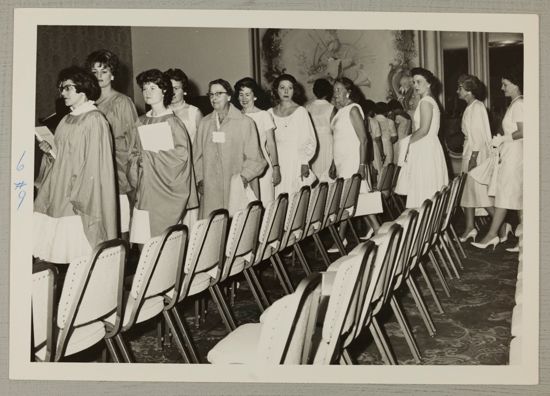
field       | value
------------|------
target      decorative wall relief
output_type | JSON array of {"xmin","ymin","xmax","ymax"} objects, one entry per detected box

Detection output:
[
  {"xmin": 387, "ymin": 30, "xmax": 418, "ymax": 101},
  {"xmin": 260, "ymin": 28, "xmax": 419, "ymax": 102}
]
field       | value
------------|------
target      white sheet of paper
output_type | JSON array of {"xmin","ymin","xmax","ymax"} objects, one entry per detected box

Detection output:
[
  {"xmin": 34, "ymin": 126, "xmax": 57, "ymax": 159},
  {"xmin": 138, "ymin": 122, "xmax": 174, "ymax": 153}
]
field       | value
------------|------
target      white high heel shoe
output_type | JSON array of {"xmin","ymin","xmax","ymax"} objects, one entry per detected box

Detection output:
[
  {"xmin": 471, "ymin": 236, "xmax": 500, "ymax": 250},
  {"xmin": 499, "ymin": 223, "xmax": 514, "ymax": 243},
  {"xmin": 459, "ymin": 229, "xmax": 478, "ymax": 243}
]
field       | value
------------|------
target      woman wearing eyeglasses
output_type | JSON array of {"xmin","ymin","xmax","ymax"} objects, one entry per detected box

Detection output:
[
  {"xmin": 85, "ymin": 49, "xmax": 138, "ymax": 237},
  {"xmin": 128, "ymin": 69, "xmax": 197, "ymax": 244},
  {"xmin": 33, "ymin": 66, "xmax": 118, "ymax": 264},
  {"xmin": 268, "ymin": 74, "xmax": 317, "ymax": 196},
  {"xmin": 194, "ymin": 78, "xmax": 267, "ymax": 218}
]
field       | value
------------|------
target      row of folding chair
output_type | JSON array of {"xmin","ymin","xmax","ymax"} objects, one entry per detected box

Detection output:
[{"xmin": 206, "ymin": 173, "xmax": 469, "ymax": 365}]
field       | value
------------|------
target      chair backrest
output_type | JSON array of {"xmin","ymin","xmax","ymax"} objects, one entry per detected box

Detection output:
[
  {"xmin": 390, "ymin": 210, "xmax": 419, "ymax": 291},
  {"xmin": 280, "ymin": 186, "xmax": 311, "ymax": 250},
  {"xmin": 355, "ymin": 223, "xmax": 402, "ymax": 333},
  {"xmin": 420, "ymin": 191, "xmax": 442, "ymax": 256},
  {"xmin": 337, "ymin": 174, "xmax": 362, "ymax": 222},
  {"xmin": 312, "ymin": 241, "xmax": 377, "ymax": 364},
  {"xmin": 56, "ymin": 239, "xmax": 128, "ymax": 360},
  {"xmin": 377, "ymin": 163, "xmax": 395, "ymax": 192},
  {"xmin": 253, "ymin": 193, "xmax": 289, "ymax": 265},
  {"xmin": 256, "ymin": 273, "xmax": 322, "ymax": 364},
  {"xmin": 390, "ymin": 165, "xmax": 401, "ymax": 192},
  {"xmin": 441, "ymin": 176, "xmax": 461, "ymax": 231},
  {"xmin": 322, "ymin": 178, "xmax": 344, "ymax": 228},
  {"xmin": 179, "ymin": 209, "xmax": 228, "ymax": 301},
  {"xmin": 123, "ymin": 225, "xmax": 187, "ymax": 330},
  {"xmin": 405, "ymin": 199, "xmax": 433, "ymax": 277},
  {"xmin": 303, "ymin": 182, "xmax": 329, "ymax": 238},
  {"xmin": 32, "ymin": 262, "xmax": 58, "ymax": 362},
  {"xmin": 427, "ymin": 188, "xmax": 449, "ymax": 248},
  {"xmin": 219, "ymin": 201, "xmax": 263, "ymax": 282}
]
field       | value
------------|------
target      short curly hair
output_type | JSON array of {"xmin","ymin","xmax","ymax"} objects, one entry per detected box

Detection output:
[
  {"xmin": 164, "ymin": 68, "xmax": 189, "ymax": 93},
  {"xmin": 271, "ymin": 73, "xmax": 306, "ymax": 105},
  {"xmin": 312, "ymin": 78, "xmax": 333, "ymax": 101},
  {"xmin": 136, "ymin": 69, "xmax": 174, "ymax": 107},
  {"xmin": 458, "ymin": 74, "xmax": 487, "ymax": 100},
  {"xmin": 57, "ymin": 65, "xmax": 101, "ymax": 101},
  {"xmin": 85, "ymin": 49, "xmax": 120, "ymax": 76},
  {"xmin": 502, "ymin": 67, "xmax": 523, "ymax": 93},
  {"xmin": 208, "ymin": 78, "xmax": 234, "ymax": 97},
  {"xmin": 233, "ymin": 77, "xmax": 271, "ymax": 110}
]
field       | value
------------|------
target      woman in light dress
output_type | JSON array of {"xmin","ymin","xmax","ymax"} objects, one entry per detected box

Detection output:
[
  {"xmin": 397, "ymin": 67, "xmax": 449, "ymax": 209},
  {"xmin": 165, "ymin": 68, "xmax": 202, "ymax": 228},
  {"xmin": 306, "ymin": 78, "xmax": 335, "ymax": 182},
  {"xmin": 387, "ymin": 99, "xmax": 412, "ymax": 166},
  {"xmin": 328, "ymin": 78, "xmax": 378, "ymax": 250},
  {"xmin": 363, "ymin": 99, "xmax": 385, "ymax": 178},
  {"xmin": 128, "ymin": 69, "xmax": 197, "ymax": 244},
  {"xmin": 455, "ymin": 74, "xmax": 500, "ymax": 243},
  {"xmin": 234, "ymin": 77, "xmax": 281, "ymax": 204},
  {"xmin": 374, "ymin": 102, "xmax": 398, "ymax": 166},
  {"xmin": 34, "ymin": 66, "xmax": 117, "ymax": 263},
  {"xmin": 86, "ymin": 49, "xmax": 138, "ymax": 237},
  {"xmin": 268, "ymin": 74, "xmax": 317, "ymax": 196},
  {"xmin": 472, "ymin": 70, "xmax": 523, "ymax": 252}
]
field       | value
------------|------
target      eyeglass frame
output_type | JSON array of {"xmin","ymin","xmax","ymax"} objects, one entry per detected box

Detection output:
[
  {"xmin": 58, "ymin": 83, "xmax": 77, "ymax": 94},
  {"xmin": 207, "ymin": 91, "xmax": 228, "ymax": 99}
]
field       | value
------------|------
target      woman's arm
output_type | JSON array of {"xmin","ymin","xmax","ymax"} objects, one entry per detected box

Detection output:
[
  {"xmin": 349, "ymin": 106, "xmax": 368, "ymax": 178},
  {"xmin": 264, "ymin": 128, "xmax": 281, "ymax": 185},
  {"xmin": 409, "ymin": 100, "xmax": 433, "ymax": 143}
]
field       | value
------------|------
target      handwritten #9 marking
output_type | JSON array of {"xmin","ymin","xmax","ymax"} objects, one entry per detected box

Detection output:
[{"xmin": 14, "ymin": 150, "xmax": 27, "ymax": 210}]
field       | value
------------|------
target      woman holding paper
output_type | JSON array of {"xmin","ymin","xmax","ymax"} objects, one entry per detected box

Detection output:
[
  {"xmin": 86, "ymin": 49, "xmax": 139, "ymax": 236},
  {"xmin": 455, "ymin": 74, "xmax": 497, "ymax": 243},
  {"xmin": 472, "ymin": 69, "xmax": 523, "ymax": 251},
  {"xmin": 128, "ymin": 69, "xmax": 197, "ymax": 243},
  {"xmin": 234, "ymin": 77, "xmax": 281, "ymax": 205},
  {"xmin": 33, "ymin": 66, "xmax": 117, "ymax": 263},
  {"xmin": 268, "ymin": 74, "xmax": 317, "ymax": 196},
  {"xmin": 194, "ymin": 78, "xmax": 267, "ymax": 218}
]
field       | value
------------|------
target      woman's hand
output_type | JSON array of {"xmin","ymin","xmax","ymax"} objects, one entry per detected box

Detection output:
[
  {"xmin": 329, "ymin": 161, "xmax": 337, "ymax": 179},
  {"xmin": 272, "ymin": 165, "xmax": 281, "ymax": 186},
  {"xmin": 300, "ymin": 164, "xmax": 310, "ymax": 179},
  {"xmin": 38, "ymin": 141, "xmax": 52, "ymax": 154},
  {"xmin": 491, "ymin": 135, "xmax": 504, "ymax": 147},
  {"xmin": 468, "ymin": 156, "xmax": 477, "ymax": 171}
]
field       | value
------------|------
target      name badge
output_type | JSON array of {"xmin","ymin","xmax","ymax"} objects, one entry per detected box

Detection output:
[{"xmin": 212, "ymin": 131, "xmax": 226, "ymax": 143}]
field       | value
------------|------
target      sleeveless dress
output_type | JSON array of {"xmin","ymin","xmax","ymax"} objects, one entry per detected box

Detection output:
[
  {"xmin": 306, "ymin": 99, "xmax": 334, "ymax": 181},
  {"xmin": 399, "ymin": 96, "xmax": 449, "ymax": 208},
  {"xmin": 246, "ymin": 110, "xmax": 277, "ymax": 204},
  {"xmin": 331, "ymin": 103, "xmax": 364, "ymax": 178},
  {"xmin": 460, "ymin": 99, "xmax": 493, "ymax": 208},
  {"xmin": 268, "ymin": 106, "xmax": 317, "ymax": 196},
  {"xmin": 368, "ymin": 116, "xmax": 383, "ymax": 174},
  {"xmin": 494, "ymin": 97, "xmax": 523, "ymax": 210}
]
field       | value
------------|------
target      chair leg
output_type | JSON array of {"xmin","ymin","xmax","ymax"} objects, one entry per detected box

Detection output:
[
  {"xmin": 165, "ymin": 308, "xmax": 199, "ymax": 363},
  {"xmin": 294, "ymin": 244, "xmax": 312, "ymax": 276},
  {"xmin": 418, "ymin": 262, "xmax": 445, "ymax": 314},
  {"xmin": 209, "ymin": 285, "xmax": 237, "ymax": 332},
  {"xmin": 114, "ymin": 334, "xmax": 134, "ymax": 363},
  {"xmin": 428, "ymin": 251, "xmax": 452, "ymax": 298},
  {"xmin": 328, "ymin": 224, "xmax": 347, "ymax": 255},
  {"xmin": 440, "ymin": 236, "xmax": 461, "ymax": 278},
  {"xmin": 434, "ymin": 244, "xmax": 454, "ymax": 280},
  {"xmin": 269, "ymin": 256, "xmax": 292, "ymax": 294},
  {"xmin": 369, "ymin": 317, "xmax": 397, "ymax": 365},
  {"xmin": 275, "ymin": 253, "xmax": 296, "ymax": 292},
  {"xmin": 346, "ymin": 218, "xmax": 361, "ymax": 245},
  {"xmin": 104, "ymin": 337, "xmax": 123, "ymax": 363},
  {"xmin": 243, "ymin": 268, "xmax": 267, "ymax": 312},
  {"xmin": 444, "ymin": 230, "xmax": 464, "ymax": 270},
  {"xmin": 341, "ymin": 348, "xmax": 355, "ymax": 365},
  {"xmin": 449, "ymin": 224, "xmax": 467, "ymax": 259},
  {"xmin": 390, "ymin": 296, "xmax": 421, "ymax": 364},
  {"xmin": 247, "ymin": 267, "xmax": 270, "ymax": 307},
  {"xmin": 313, "ymin": 233, "xmax": 331, "ymax": 267},
  {"xmin": 406, "ymin": 277, "xmax": 436, "ymax": 336}
]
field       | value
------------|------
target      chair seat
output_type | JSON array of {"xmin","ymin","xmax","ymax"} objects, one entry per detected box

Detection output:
[
  {"xmin": 187, "ymin": 272, "xmax": 213, "ymax": 297},
  {"xmin": 207, "ymin": 323, "xmax": 261, "ymax": 364},
  {"xmin": 61, "ymin": 321, "xmax": 107, "ymax": 357},
  {"xmin": 123, "ymin": 295, "xmax": 165, "ymax": 328}
]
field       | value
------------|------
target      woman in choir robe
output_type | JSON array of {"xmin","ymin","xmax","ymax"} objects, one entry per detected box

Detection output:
[
  {"xmin": 86, "ymin": 49, "xmax": 138, "ymax": 236},
  {"xmin": 194, "ymin": 79, "xmax": 267, "ymax": 219},
  {"xmin": 268, "ymin": 74, "xmax": 317, "ymax": 196},
  {"xmin": 128, "ymin": 69, "xmax": 197, "ymax": 243},
  {"xmin": 34, "ymin": 66, "xmax": 118, "ymax": 264}
]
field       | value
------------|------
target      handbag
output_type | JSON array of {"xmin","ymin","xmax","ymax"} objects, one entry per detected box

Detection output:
[
  {"xmin": 469, "ymin": 147, "xmax": 498, "ymax": 186},
  {"xmin": 227, "ymin": 174, "xmax": 257, "ymax": 217},
  {"xmin": 354, "ymin": 179, "xmax": 383, "ymax": 216}
]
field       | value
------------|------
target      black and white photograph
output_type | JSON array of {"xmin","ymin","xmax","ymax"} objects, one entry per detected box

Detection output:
[{"xmin": 8, "ymin": 7, "xmax": 539, "ymax": 385}]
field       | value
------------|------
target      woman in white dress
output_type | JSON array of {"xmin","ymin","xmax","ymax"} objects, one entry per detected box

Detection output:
[
  {"xmin": 234, "ymin": 77, "xmax": 281, "ymax": 204},
  {"xmin": 268, "ymin": 74, "xmax": 317, "ymax": 196},
  {"xmin": 456, "ymin": 74, "xmax": 496, "ymax": 242},
  {"xmin": 363, "ymin": 100, "xmax": 385, "ymax": 177},
  {"xmin": 374, "ymin": 102, "xmax": 398, "ymax": 166},
  {"xmin": 472, "ymin": 70, "xmax": 523, "ymax": 251},
  {"xmin": 387, "ymin": 99, "xmax": 412, "ymax": 166},
  {"xmin": 398, "ymin": 67, "xmax": 449, "ymax": 209},
  {"xmin": 306, "ymin": 78, "xmax": 335, "ymax": 182},
  {"xmin": 328, "ymin": 78, "xmax": 378, "ymax": 250},
  {"xmin": 165, "ymin": 68, "xmax": 202, "ymax": 228}
]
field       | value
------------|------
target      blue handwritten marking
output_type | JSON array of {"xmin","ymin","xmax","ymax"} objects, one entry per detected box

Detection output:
[{"xmin": 15, "ymin": 150, "xmax": 27, "ymax": 210}]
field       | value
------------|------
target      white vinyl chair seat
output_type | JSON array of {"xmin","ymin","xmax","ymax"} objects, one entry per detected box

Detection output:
[
  {"xmin": 61, "ymin": 319, "xmax": 111, "ymax": 356},
  {"xmin": 187, "ymin": 272, "xmax": 214, "ymax": 297},
  {"xmin": 123, "ymin": 295, "xmax": 165, "ymax": 327},
  {"xmin": 32, "ymin": 267, "xmax": 55, "ymax": 361}
]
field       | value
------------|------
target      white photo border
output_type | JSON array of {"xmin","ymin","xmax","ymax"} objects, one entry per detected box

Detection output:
[{"xmin": 9, "ymin": 8, "xmax": 539, "ymax": 384}]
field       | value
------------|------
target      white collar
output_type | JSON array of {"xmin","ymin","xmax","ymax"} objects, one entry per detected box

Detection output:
[
  {"xmin": 70, "ymin": 100, "xmax": 96, "ymax": 115},
  {"xmin": 146, "ymin": 108, "xmax": 173, "ymax": 118}
]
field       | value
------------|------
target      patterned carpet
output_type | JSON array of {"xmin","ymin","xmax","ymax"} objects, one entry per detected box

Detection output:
[{"xmin": 66, "ymin": 222, "xmax": 520, "ymax": 365}]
